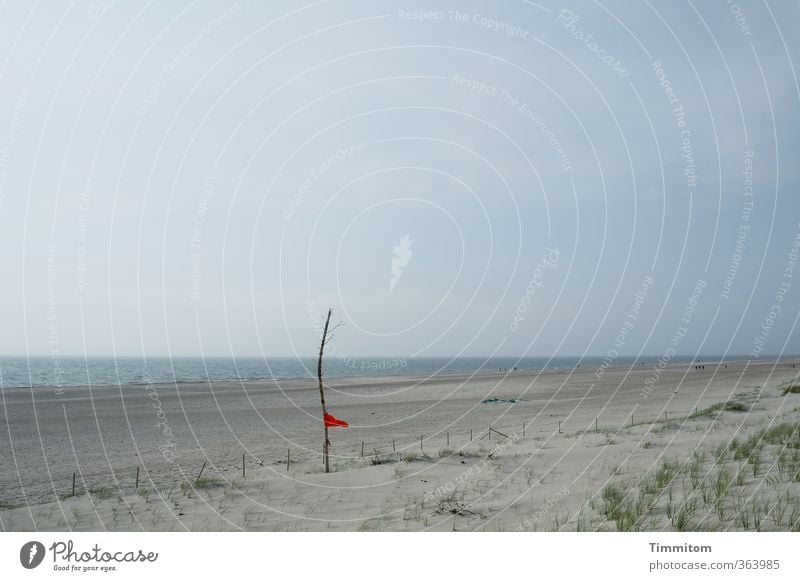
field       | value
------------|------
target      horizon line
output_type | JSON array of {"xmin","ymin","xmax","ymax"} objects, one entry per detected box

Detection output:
[{"xmin": 1, "ymin": 353, "xmax": 796, "ymax": 360}]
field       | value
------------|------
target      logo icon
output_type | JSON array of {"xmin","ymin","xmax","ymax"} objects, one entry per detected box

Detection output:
[
  {"xmin": 390, "ymin": 235, "xmax": 413, "ymax": 292},
  {"xmin": 20, "ymin": 541, "xmax": 45, "ymax": 569}
]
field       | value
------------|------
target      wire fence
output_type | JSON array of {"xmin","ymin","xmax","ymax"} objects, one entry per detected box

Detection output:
[{"xmin": 38, "ymin": 406, "xmax": 716, "ymax": 501}]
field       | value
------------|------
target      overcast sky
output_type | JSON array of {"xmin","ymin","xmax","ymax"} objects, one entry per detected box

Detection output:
[{"xmin": 0, "ymin": 0, "xmax": 798, "ymax": 359}]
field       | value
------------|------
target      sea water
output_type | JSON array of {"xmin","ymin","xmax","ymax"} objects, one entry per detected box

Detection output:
[{"xmin": 0, "ymin": 355, "xmax": 745, "ymax": 389}]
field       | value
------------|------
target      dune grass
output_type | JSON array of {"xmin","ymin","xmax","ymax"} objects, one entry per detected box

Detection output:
[
  {"xmin": 591, "ymin": 419, "xmax": 800, "ymax": 531},
  {"xmin": 181, "ymin": 477, "xmax": 224, "ymax": 493},
  {"xmin": 691, "ymin": 401, "xmax": 749, "ymax": 419},
  {"xmin": 87, "ymin": 486, "xmax": 117, "ymax": 500}
]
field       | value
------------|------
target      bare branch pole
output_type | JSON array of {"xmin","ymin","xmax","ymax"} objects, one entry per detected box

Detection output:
[{"xmin": 317, "ymin": 307, "xmax": 340, "ymax": 474}]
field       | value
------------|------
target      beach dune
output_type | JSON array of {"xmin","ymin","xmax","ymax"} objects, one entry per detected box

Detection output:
[{"xmin": 1, "ymin": 359, "xmax": 799, "ymax": 531}]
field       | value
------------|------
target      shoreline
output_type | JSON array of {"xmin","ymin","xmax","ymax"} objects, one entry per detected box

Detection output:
[{"xmin": 1, "ymin": 355, "xmax": 791, "ymax": 391}]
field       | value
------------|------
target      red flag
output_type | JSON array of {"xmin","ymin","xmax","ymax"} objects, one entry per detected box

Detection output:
[{"xmin": 324, "ymin": 412, "xmax": 349, "ymax": 428}]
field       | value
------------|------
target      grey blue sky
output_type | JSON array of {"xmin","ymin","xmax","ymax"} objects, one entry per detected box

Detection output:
[{"xmin": 0, "ymin": 0, "xmax": 798, "ymax": 358}]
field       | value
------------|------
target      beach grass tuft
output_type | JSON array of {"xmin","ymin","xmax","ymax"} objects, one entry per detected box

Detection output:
[
  {"xmin": 691, "ymin": 401, "xmax": 748, "ymax": 419},
  {"xmin": 88, "ymin": 486, "xmax": 116, "ymax": 500},
  {"xmin": 182, "ymin": 477, "xmax": 224, "ymax": 493}
]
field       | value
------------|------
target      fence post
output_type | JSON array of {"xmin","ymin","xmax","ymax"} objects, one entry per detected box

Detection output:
[
  {"xmin": 196, "ymin": 461, "xmax": 207, "ymax": 484},
  {"xmin": 242, "ymin": 453, "xmax": 246, "ymax": 478},
  {"xmin": 558, "ymin": 420, "xmax": 561, "ymax": 434},
  {"xmin": 489, "ymin": 425, "xmax": 492, "ymax": 440},
  {"xmin": 523, "ymin": 423, "xmax": 526, "ymax": 437},
  {"xmin": 135, "ymin": 466, "xmax": 139, "ymax": 489},
  {"xmin": 287, "ymin": 449, "xmax": 291, "ymax": 471},
  {"xmin": 470, "ymin": 428, "xmax": 473, "ymax": 441},
  {"xmin": 361, "ymin": 441, "xmax": 364, "ymax": 457},
  {"xmin": 393, "ymin": 439, "xmax": 396, "ymax": 452},
  {"xmin": 447, "ymin": 432, "xmax": 450, "ymax": 446},
  {"xmin": 420, "ymin": 435, "xmax": 423, "ymax": 451},
  {"xmin": 72, "ymin": 472, "xmax": 76, "ymax": 496}
]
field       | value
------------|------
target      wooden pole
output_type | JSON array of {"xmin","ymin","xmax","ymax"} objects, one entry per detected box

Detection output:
[
  {"xmin": 558, "ymin": 420, "xmax": 561, "ymax": 434},
  {"xmin": 242, "ymin": 453, "xmax": 246, "ymax": 478},
  {"xmin": 393, "ymin": 440, "xmax": 396, "ymax": 452},
  {"xmin": 470, "ymin": 428, "xmax": 473, "ymax": 441},
  {"xmin": 595, "ymin": 418, "xmax": 598, "ymax": 431},
  {"xmin": 523, "ymin": 423, "xmax": 526, "ymax": 437},
  {"xmin": 196, "ymin": 460, "xmax": 207, "ymax": 484},
  {"xmin": 287, "ymin": 449, "xmax": 290, "ymax": 471},
  {"xmin": 361, "ymin": 441, "xmax": 364, "ymax": 457},
  {"xmin": 447, "ymin": 432, "xmax": 450, "ymax": 446},
  {"xmin": 420, "ymin": 435, "xmax": 423, "ymax": 450},
  {"xmin": 72, "ymin": 472, "xmax": 76, "ymax": 496},
  {"xmin": 488, "ymin": 425, "xmax": 492, "ymax": 440},
  {"xmin": 317, "ymin": 308, "xmax": 334, "ymax": 473},
  {"xmin": 135, "ymin": 466, "xmax": 139, "ymax": 489}
]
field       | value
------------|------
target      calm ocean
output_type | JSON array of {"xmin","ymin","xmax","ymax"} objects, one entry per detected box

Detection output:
[{"xmin": 0, "ymin": 355, "xmax": 744, "ymax": 389}]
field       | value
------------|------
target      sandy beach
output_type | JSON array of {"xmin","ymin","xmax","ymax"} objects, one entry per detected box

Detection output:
[{"xmin": 2, "ymin": 359, "xmax": 800, "ymax": 531}]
